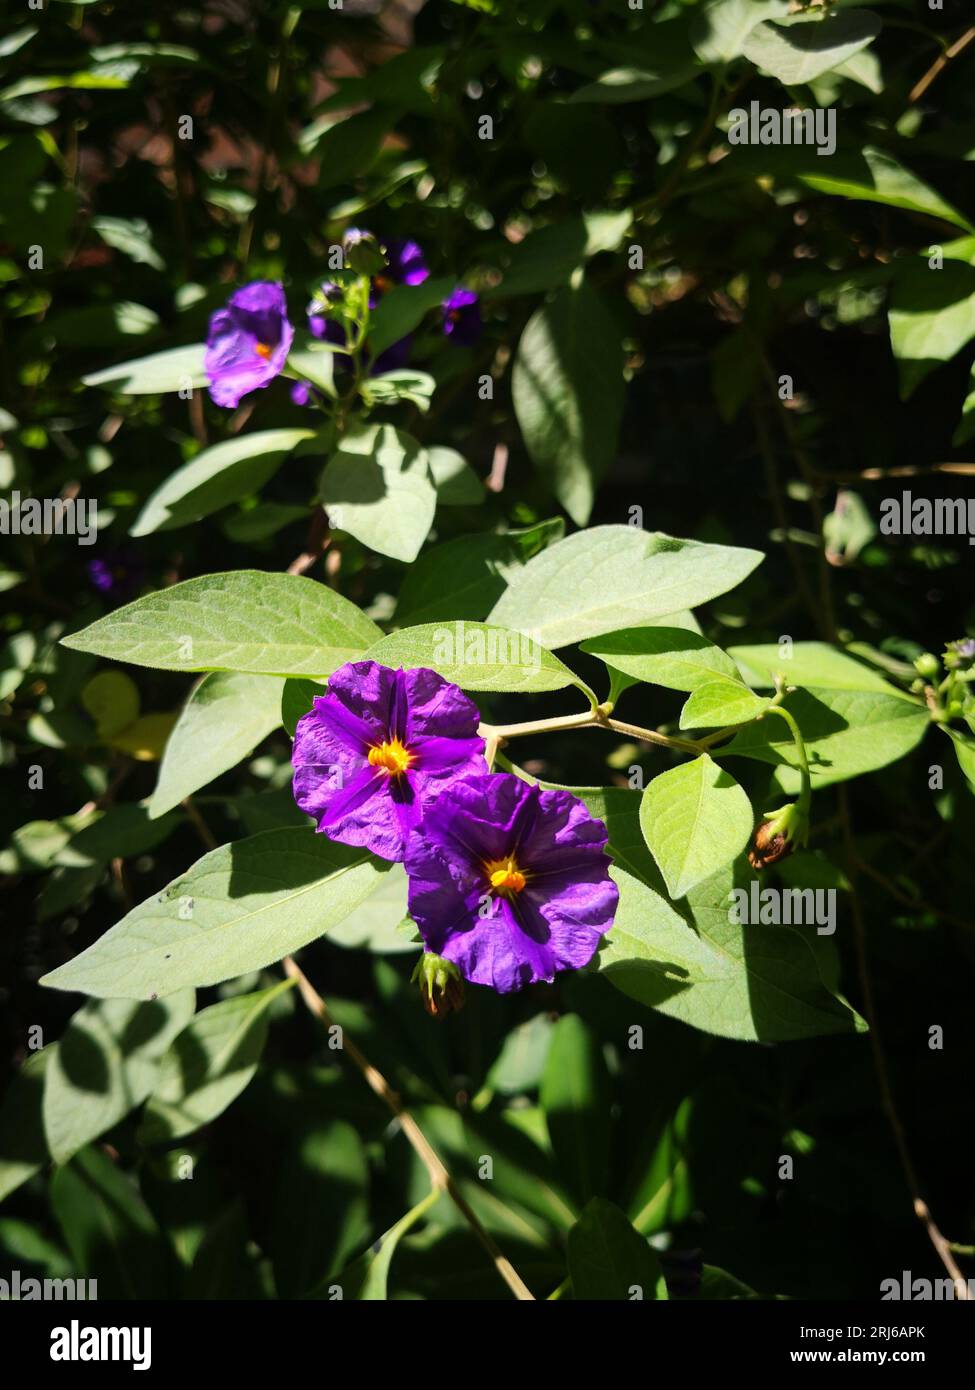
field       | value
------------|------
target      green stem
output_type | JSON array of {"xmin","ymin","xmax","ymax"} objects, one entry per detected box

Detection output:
[{"xmin": 765, "ymin": 704, "xmax": 811, "ymax": 812}]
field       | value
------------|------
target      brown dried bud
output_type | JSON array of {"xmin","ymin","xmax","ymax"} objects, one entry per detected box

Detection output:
[
  {"xmin": 747, "ymin": 802, "xmax": 808, "ymax": 872},
  {"xmin": 748, "ymin": 821, "xmax": 793, "ymax": 870}
]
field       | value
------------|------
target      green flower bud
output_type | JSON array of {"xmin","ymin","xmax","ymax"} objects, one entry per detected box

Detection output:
[
  {"xmin": 342, "ymin": 228, "xmax": 387, "ymax": 277},
  {"xmin": 412, "ymin": 952, "xmax": 465, "ymax": 1019},
  {"xmin": 747, "ymin": 802, "xmax": 809, "ymax": 871},
  {"xmin": 943, "ymin": 639, "xmax": 975, "ymax": 672},
  {"xmin": 914, "ymin": 653, "xmax": 940, "ymax": 679}
]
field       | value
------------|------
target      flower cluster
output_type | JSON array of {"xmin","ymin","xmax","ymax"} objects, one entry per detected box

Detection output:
[
  {"xmin": 204, "ymin": 231, "xmax": 481, "ymax": 409},
  {"xmin": 291, "ymin": 661, "xmax": 618, "ymax": 996}
]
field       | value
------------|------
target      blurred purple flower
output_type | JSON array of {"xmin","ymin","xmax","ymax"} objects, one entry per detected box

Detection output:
[
  {"xmin": 376, "ymin": 238, "xmax": 429, "ymax": 292},
  {"xmin": 86, "ymin": 547, "xmax": 146, "ymax": 602},
  {"xmin": 442, "ymin": 288, "xmax": 482, "ymax": 347},
  {"xmin": 292, "ymin": 661, "xmax": 486, "ymax": 863},
  {"xmin": 405, "ymin": 773, "xmax": 618, "ymax": 993},
  {"xmin": 204, "ymin": 281, "xmax": 294, "ymax": 409}
]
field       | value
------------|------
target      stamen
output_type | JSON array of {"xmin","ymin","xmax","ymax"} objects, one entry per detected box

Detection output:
[
  {"xmin": 255, "ymin": 342, "xmax": 273, "ymax": 360},
  {"xmin": 367, "ymin": 738, "xmax": 414, "ymax": 778},
  {"xmin": 484, "ymin": 855, "xmax": 527, "ymax": 896}
]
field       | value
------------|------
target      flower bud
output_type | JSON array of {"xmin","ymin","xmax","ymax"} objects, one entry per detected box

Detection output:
[
  {"xmin": 913, "ymin": 653, "xmax": 940, "ymax": 679},
  {"xmin": 747, "ymin": 802, "xmax": 808, "ymax": 871},
  {"xmin": 412, "ymin": 952, "xmax": 465, "ymax": 1019},
  {"xmin": 342, "ymin": 228, "xmax": 387, "ymax": 277},
  {"xmin": 943, "ymin": 638, "xmax": 975, "ymax": 672}
]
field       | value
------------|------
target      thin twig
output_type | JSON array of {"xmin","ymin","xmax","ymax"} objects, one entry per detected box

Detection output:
[
  {"xmin": 839, "ymin": 788, "xmax": 971, "ymax": 1297},
  {"xmin": 286, "ymin": 507, "xmax": 331, "ymax": 576},
  {"xmin": 811, "ymin": 462, "xmax": 975, "ymax": 483},
  {"xmin": 181, "ymin": 796, "xmax": 218, "ymax": 851},
  {"xmin": 847, "ymin": 846, "xmax": 972, "ymax": 933},
  {"xmin": 908, "ymin": 25, "xmax": 975, "ymax": 105},
  {"xmin": 282, "ymin": 955, "xmax": 536, "ymax": 1301}
]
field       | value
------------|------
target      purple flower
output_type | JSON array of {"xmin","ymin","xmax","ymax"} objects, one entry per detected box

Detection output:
[
  {"xmin": 86, "ymin": 547, "xmax": 145, "ymax": 601},
  {"xmin": 290, "ymin": 381, "xmax": 317, "ymax": 407},
  {"xmin": 292, "ymin": 661, "xmax": 486, "ymax": 863},
  {"xmin": 204, "ymin": 281, "xmax": 294, "ymax": 409},
  {"xmin": 376, "ymin": 238, "xmax": 429, "ymax": 292},
  {"xmin": 442, "ymin": 288, "xmax": 481, "ymax": 347},
  {"xmin": 405, "ymin": 774, "xmax": 618, "ymax": 994}
]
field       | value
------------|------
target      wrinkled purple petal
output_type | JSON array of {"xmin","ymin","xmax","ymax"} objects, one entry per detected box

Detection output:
[
  {"xmin": 205, "ymin": 281, "xmax": 294, "ymax": 409},
  {"xmin": 405, "ymin": 774, "xmax": 618, "ymax": 993},
  {"xmin": 442, "ymin": 288, "xmax": 482, "ymax": 347},
  {"xmin": 292, "ymin": 661, "xmax": 485, "ymax": 862}
]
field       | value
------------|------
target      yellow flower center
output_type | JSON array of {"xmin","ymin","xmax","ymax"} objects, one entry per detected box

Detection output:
[
  {"xmin": 367, "ymin": 738, "xmax": 414, "ymax": 778},
  {"xmin": 255, "ymin": 341, "xmax": 273, "ymax": 360},
  {"xmin": 484, "ymin": 855, "xmax": 527, "ymax": 896}
]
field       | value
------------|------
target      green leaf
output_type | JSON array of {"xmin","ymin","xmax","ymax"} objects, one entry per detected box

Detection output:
[
  {"xmin": 329, "ymin": 862, "xmax": 414, "ymax": 953},
  {"xmin": 394, "ymin": 520, "xmax": 564, "ymax": 626},
  {"xmin": 721, "ymin": 687, "xmax": 929, "ymax": 789},
  {"xmin": 581, "ymin": 626, "xmax": 742, "ymax": 693},
  {"xmin": 368, "ymin": 275, "xmax": 455, "ymax": 356},
  {"xmin": 319, "ymin": 425, "xmax": 436, "ymax": 563},
  {"xmin": 91, "ymin": 214, "xmax": 165, "ymax": 270},
  {"xmin": 281, "ymin": 675, "xmax": 323, "ymax": 738},
  {"xmin": 333, "ymin": 1190, "xmax": 439, "ymax": 1300},
  {"xmin": 149, "ymin": 671, "xmax": 285, "ymax": 817},
  {"xmin": 570, "ymin": 25, "xmax": 696, "ymax": 103},
  {"xmin": 139, "ymin": 980, "xmax": 293, "ymax": 1144},
  {"xmin": 51, "ymin": 805, "xmax": 180, "ymax": 869},
  {"xmin": 223, "ymin": 501, "xmax": 310, "ymax": 542},
  {"xmin": 490, "ymin": 526, "xmax": 763, "ymax": 650},
  {"xmin": 679, "ymin": 680, "xmax": 771, "ymax": 730},
  {"xmin": 285, "ymin": 334, "xmax": 336, "ymax": 395},
  {"xmin": 692, "ymin": 0, "xmax": 790, "ymax": 65},
  {"xmin": 360, "ymin": 369, "xmax": 436, "ymax": 413},
  {"xmin": 42, "ymin": 993, "xmax": 195, "ymax": 1165},
  {"xmin": 888, "ymin": 256, "xmax": 975, "ymax": 398},
  {"xmin": 568, "ymin": 1198, "xmax": 667, "ymax": 1300},
  {"xmin": 131, "ymin": 430, "xmax": 315, "ymax": 536},
  {"xmin": 729, "ymin": 641, "xmax": 899, "ymax": 694},
  {"xmin": 185, "ymin": 1201, "xmax": 264, "ymax": 1299},
  {"xmin": 486, "ymin": 1014, "xmax": 556, "ymax": 1096},
  {"xmin": 540, "ymin": 1014, "xmax": 610, "ymax": 1205},
  {"xmin": 270, "ymin": 1119, "xmax": 369, "ymax": 1297},
  {"xmin": 50, "ymin": 1146, "xmax": 168, "ymax": 1299},
  {"xmin": 627, "ymin": 1097, "xmax": 695, "ymax": 1236},
  {"xmin": 741, "ymin": 10, "xmax": 881, "ymax": 86},
  {"xmin": 39, "ymin": 828, "xmax": 390, "ymax": 1000},
  {"xmin": 427, "ymin": 445, "xmax": 484, "ymax": 505},
  {"xmin": 61, "ymin": 570, "xmax": 382, "ymax": 676},
  {"xmin": 313, "ymin": 108, "xmax": 388, "ymax": 188},
  {"xmin": 823, "ymin": 489, "xmax": 877, "ymax": 564},
  {"xmin": 798, "ymin": 147, "xmax": 973, "ymax": 234},
  {"xmin": 942, "ymin": 726, "xmax": 975, "ymax": 792},
  {"xmin": 599, "ymin": 860, "xmax": 867, "ymax": 1041},
  {"xmin": 512, "ymin": 281, "xmax": 623, "ymax": 526},
  {"xmin": 488, "ymin": 210, "xmax": 630, "ymax": 298},
  {"xmin": 82, "ymin": 342, "xmax": 207, "ymax": 394},
  {"xmin": 640, "ymin": 753, "xmax": 753, "ymax": 899},
  {"xmin": 80, "ymin": 669, "xmax": 140, "ymax": 738},
  {"xmin": 0, "ymin": 1049, "xmax": 53, "ymax": 1204},
  {"xmin": 597, "ymin": 859, "xmax": 714, "ymax": 979},
  {"xmin": 364, "ymin": 621, "xmax": 596, "ymax": 702}
]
